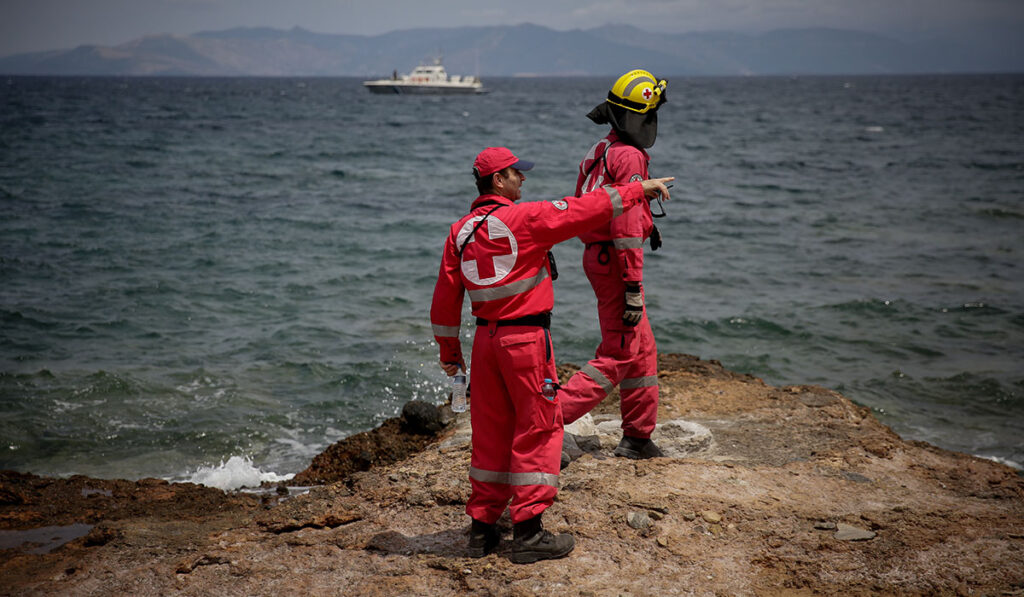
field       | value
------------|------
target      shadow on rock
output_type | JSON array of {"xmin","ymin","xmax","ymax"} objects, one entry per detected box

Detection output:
[{"xmin": 365, "ymin": 528, "xmax": 467, "ymax": 558}]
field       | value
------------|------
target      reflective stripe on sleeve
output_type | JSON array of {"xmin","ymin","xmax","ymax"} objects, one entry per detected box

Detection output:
[
  {"xmin": 467, "ymin": 269, "xmax": 549, "ymax": 303},
  {"xmin": 613, "ymin": 237, "xmax": 644, "ymax": 249},
  {"xmin": 469, "ymin": 467, "xmax": 560, "ymax": 488},
  {"xmin": 432, "ymin": 324, "xmax": 460, "ymax": 338},
  {"xmin": 603, "ymin": 185, "xmax": 624, "ymax": 218},
  {"xmin": 581, "ymin": 363, "xmax": 614, "ymax": 396},
  {"xmin": 620, "ymin": 375, "xmax": 658, "ymax": 390}
]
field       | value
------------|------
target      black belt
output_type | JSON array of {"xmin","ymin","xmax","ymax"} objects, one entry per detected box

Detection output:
[{"xmin": 476, "ymin": 312, "xmax": 551, "ymax": 329}]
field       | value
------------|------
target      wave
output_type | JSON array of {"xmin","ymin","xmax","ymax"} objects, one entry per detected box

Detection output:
[
  {"xmin": 977, "ymin": 207, "xmax": 1024, "ymax": 220},
  {"xmin": 180, "ymin": 455, "xmax": 294, "ymax": 491}
]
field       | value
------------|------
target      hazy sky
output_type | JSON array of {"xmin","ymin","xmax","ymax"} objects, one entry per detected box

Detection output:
[{"xmin": 2, "ymin": 0, "xmax": 1022, "ymax": 57}]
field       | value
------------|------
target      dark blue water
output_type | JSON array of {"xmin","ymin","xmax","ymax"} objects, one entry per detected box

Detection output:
[{"xmin": 2, "ymin": 75, "xmax": 1022, "ymax": 487}]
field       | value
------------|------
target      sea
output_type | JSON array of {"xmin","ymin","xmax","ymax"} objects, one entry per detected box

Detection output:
[{"xmin": 2, "ymin": 74, "xmax": 1022, "ymax": 490}]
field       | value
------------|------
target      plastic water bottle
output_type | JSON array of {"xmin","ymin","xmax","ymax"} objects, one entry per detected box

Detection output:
[
  {"xmin": 451, "ymin": 374, "xmax": 468, "ymax": 413},
  {"xmin": 541, "ymin": 378, "xmax": 557, "ymax": 401}
]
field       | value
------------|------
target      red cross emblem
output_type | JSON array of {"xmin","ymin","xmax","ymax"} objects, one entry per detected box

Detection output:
[
  {"xmin": 642, "ymin": 87, "xmax": 653, "ymax": 100},
  {"xmin": 459, "ymin": 216, "xmax": 518, "ymax": 285}
]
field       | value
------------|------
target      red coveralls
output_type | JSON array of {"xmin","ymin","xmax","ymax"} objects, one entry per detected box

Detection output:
[
  {"xmin": 431, "ymin": 182, "xmax": 646, "ymax": 524},
  {"xmin": 560, "ymin": 130, "xmax": 660, "ymax": 439}
]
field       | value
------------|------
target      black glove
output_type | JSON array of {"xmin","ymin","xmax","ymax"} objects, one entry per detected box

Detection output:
[{"xmin": 623, "ymin": 282, "xmax": 644, "ymax": 327}]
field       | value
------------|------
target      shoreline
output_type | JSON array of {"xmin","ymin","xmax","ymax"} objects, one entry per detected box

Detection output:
[{"xmin": 2, "ymin": 353, "xmax": 1022, "ymax": 595}]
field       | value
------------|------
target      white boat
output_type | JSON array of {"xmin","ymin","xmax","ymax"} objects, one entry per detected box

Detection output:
[{"xmin": 363, "ymin": 59, "xmax": 485, "ymax": 95}]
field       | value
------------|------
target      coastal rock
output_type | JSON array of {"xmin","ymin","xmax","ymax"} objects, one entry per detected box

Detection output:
[
  {"xmin": 626, "ymin": 511, "xmax": 652, "ymax": 530},
  {"xmin": 400, "ymin": 400, "xmax": 446, "ymax": 435},
  {"xmin": 1, "ymin": 354, "xmax": 1022, "ymax": 596},
  {"xmin": 291, "ymin": 414, "xmax": 440, "ymax": 485}
]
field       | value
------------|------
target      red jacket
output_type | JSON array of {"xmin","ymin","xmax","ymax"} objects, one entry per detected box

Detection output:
[
  {"xmin": 431, "ymin": 182, "xmax": 647, "ymax": 365},
  {"xmin": 575, "ymin": 130, "xmax": 652, "ymax": 283}
]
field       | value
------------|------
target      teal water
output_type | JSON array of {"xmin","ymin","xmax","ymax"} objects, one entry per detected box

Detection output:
[{"xmin": 2, "ymin": 75, "xmax": 1022, "ymax": 486}]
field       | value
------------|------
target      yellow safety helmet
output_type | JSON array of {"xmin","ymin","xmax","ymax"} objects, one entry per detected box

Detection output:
[{"xmin": 606, "ymin": 69, "xmax": 667, "ymax": 114}]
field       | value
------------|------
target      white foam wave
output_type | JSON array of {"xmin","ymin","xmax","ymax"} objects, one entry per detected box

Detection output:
[{"xmin": 185, "ymin": 455, "xmax": 294, "ymax": 491}]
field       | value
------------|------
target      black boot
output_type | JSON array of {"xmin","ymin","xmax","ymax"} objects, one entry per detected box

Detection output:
[
  {"xmin": 508, "ymin": 515, "xmax": 574, "ymax": 564},
  {"xmin": 613, "ymin": 435, "xmax": 665, "ymax": 459},
  {"xmin": 467, "ymin": 519, "xmax": 500, "ymax": 558}
]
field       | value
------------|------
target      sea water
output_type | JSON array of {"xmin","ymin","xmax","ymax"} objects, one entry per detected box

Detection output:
[{"xmin": 1, "ymin": 75, "xmax": 1022, "ymax": 488}]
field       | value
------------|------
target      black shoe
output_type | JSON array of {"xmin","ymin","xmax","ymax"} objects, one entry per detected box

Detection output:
[
  {"xmin": 467, "ymin": 519, "xmax": 500, "ymax": 558},
  {"xmin": 508, "ymin": 515, "xmax": 575, "ymax": 564},
  {"xmin": 613, "ymin": 435, "xmax": 665, "ymax": 459}
]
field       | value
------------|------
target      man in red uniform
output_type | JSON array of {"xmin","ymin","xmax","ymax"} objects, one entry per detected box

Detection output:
[
  {"xmin": 560, "ymin": 70, "xmax": 669, "ymax": 462},
  {"xmin": 431, "ymin": 146, "xmax": 672, "ymax": 563}
]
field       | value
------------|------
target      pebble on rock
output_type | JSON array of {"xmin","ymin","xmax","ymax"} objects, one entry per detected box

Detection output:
[
  {"xmin": 835, "ymin": 523, "xmax": 876, "ymax": 541},
  {"xmin": 627, "ymin": 511, "xmax": 652, "ymax": 530},
  {"xmin": 701, "ymin": 510, "xmax": 722, "ymax": 524}
]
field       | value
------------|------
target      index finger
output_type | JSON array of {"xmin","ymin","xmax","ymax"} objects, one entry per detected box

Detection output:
[{"xmin": 658, "ymin": 177, "xmax": 674, "ymax": 200}]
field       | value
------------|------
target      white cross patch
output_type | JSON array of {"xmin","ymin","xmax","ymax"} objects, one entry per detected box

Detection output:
[{"xmin": 457, "ymin": 215, "xmax": 518, "ymax": 286}]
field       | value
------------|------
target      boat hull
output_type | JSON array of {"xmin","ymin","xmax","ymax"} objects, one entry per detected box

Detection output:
[{"xmin": 363, "ymin": 82, "xmax": 485, "ymax": 95}]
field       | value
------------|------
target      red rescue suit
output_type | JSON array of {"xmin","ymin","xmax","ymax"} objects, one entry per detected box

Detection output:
[
  {"xmin": 560, "ymin": 130, "xmax": 660, "ymax": 439},
  {"xmin": 431, "ymin": 182, "xmax": 646, "ymax": 524}
]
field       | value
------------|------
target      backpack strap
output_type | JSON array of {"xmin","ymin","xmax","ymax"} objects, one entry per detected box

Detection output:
[
  {"xmin": 582, "ymin": 141, "xmax": 618, "ymax": 184},
  {"xmin": 457, "ymin": 204, "xmax": 504, "ymax": 259}
]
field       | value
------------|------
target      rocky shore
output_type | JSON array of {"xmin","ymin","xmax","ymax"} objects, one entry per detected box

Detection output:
[{"xmin": 2, "ymin": 354, "xmax": 1022, "ymax": 595}]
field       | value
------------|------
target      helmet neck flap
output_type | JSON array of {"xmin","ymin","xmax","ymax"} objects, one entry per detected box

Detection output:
[{"xmin": 587, "ymin": 102, "xmax": 658, "ymax": 149}]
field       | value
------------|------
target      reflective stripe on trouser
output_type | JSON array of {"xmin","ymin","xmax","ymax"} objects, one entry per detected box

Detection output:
[
  {"xmin": 559, "ymin": 243, "xmax": 659, "ymax": 438},
  {"xmin": 466, "ymin": 324, "xmax": 563, "ymax": 525}
]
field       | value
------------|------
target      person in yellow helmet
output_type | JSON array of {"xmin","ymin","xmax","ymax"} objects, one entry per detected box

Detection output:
[{"xmin": 559, "ymin": 69, "xmax": 668, "ymax": 463}]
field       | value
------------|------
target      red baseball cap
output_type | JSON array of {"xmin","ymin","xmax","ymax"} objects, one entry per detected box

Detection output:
[{"xmin": 472, "ymin": 146, "xmax": 535, "ymax": 178}]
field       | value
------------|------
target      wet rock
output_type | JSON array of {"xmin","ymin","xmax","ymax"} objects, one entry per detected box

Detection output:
[
  {"xmin": 401, "ymin": 400, "xmax": 445, "ymax": 435},
  {"xmin": 83, "ymin": 525, "xmax": 119, "ymax": 547},
  {"xmin": 0, "ymin": 483, "xmax": 27, "ymax": 505},
  {"xmin": 293, "ymin": 417, "xmax": 439, "ymax": 485}
]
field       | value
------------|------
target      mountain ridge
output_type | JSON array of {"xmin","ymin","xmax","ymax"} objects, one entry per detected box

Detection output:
[{"xmin": 1, "ymin": 23, "xmax": 1020, "ymax": 76}]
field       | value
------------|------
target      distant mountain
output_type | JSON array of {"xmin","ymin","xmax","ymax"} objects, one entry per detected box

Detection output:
[{"xmin": 1, "ymin": 23, "xmax": 1020, "ymax": 76}]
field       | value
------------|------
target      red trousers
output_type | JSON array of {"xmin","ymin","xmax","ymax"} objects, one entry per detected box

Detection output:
[
  {"xmin": 560, "ymin": 243, "xmax": 659, "ymax": 438},
  {"xmin": 466, "ymin": 322, "xmax": 563, "ymax": 524}
]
